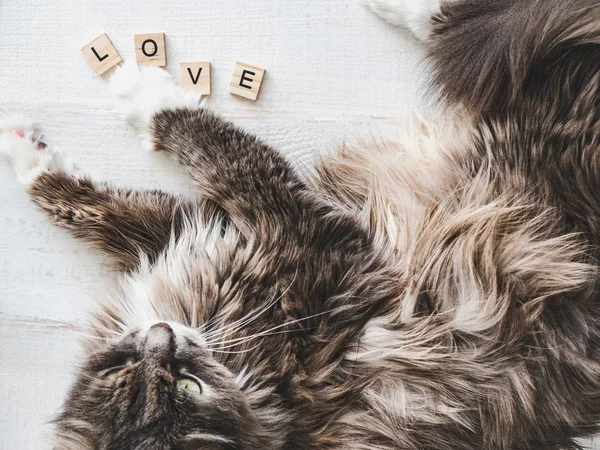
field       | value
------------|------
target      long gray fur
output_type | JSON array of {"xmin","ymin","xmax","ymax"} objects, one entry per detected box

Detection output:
[{"xmin": 22, "ymin": 1, "xmax": 600, "ymax": 448}]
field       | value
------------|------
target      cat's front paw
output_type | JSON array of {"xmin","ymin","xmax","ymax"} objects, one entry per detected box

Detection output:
[
  {"xmin": 362, "ymin": 0, "xmax": 441, "ymax": 41},
  {"xmin": 110, "ymin": 62, "xmax": 202, "ymax": 148},
  {"xmin": 0, "ymin": 116, "xmax": 73, "ymax": 184}
]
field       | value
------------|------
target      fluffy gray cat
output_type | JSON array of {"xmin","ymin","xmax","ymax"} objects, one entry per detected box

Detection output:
[{"xmin": 1, "ymin": 0, "xmax": 600, "ymax": 448}]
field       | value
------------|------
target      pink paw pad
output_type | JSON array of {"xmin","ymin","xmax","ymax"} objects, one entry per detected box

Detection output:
[{"xmin": 9, "ymin": 128, "xmax": 47, "ymax": 150}]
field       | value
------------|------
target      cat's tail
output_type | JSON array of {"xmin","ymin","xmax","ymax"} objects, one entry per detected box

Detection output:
[
  {"xmin": 428, "ymin": 0, "xmax": 600, "ymax": 115},
  {"xmin": 424, "ymin": 0, "xmax": 600, "ymax": 246}
]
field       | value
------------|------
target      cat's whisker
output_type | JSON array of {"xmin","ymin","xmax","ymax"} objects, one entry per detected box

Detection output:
[
  {"xmin": 95, "ymin": 308, "xmax": 127, "ymax": 331},
  {"xmin": 69, "ymin": 331, "xmax": 108, "ymax": 341},
  {"xmin": 202, "ymin": 276, "xmax": 295, "ymax": 340},
  {"xmin": 206, "ymin": 328, "xmax": 310, "ymax": 350},
  {"xmin": 206, "ymin": 309, "xmax": 333, "ymax": 350},
  {"xmin": 201, "ymin": 288, "xmax": 283, "ymax": 337},
  {"xmin": 80, "ymin": 321, "xmax": 123, "ymax": 334},
  {"xmin": 207, "ymin": 343, "xmax": 263, "ymax": 355},
  {"xmin": 205, "ymin": 320, "xmax": 276, "ymax": 347},
  {"xmin": 197, "ymin": 313, "xmax": 220, "ymax": 335},
  {"xmin": 84, "ymin": 323, "xmax": 124, "ymax": 338},
  {"xmin": 203, "ymin": 270, "xmax": 299, "ymax": 344},
  {"xmin": 201, "ymin": 304, "xmax": 275, "ymax": 344},
  {"xmin": 201, "ymin": 293, "xmax": 279, "ymax": 342}
]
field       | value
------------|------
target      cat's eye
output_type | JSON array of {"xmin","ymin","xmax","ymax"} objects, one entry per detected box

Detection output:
[{"xmin": 177, "ymin": 376, "xmax": 202, "ymax": 395}]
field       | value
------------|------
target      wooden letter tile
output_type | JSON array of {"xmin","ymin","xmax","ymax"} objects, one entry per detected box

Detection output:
[
  {"xmin": 81, "ymin": 33, "xmax": 122, "ymax": 76},
  {"xmin": 180, "ymin": 62, "xmax": 211, "ymax": 95},
  {"xmin": 135, "ymin": 33, "xmax": 167, "ymax": 67},
  {"xmin": 228, "ymin": 61, "xmax": 265, "ymax": 101}
]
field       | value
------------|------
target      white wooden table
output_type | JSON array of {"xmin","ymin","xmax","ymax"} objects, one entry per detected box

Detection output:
[{"xmin": 0, "ymin": 1, "xmax": 597, "ymax": 448}]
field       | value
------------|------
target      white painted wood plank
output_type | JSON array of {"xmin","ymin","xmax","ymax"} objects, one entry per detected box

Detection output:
[
  {"xmin": 0, "ymin": 0, "xmax": 429, "ymax": 116},
  {"xmin": 0, "ymin": 0, "xmax": 597, "ymax": 449},
  {"xmin": 0, "ymin": 320, "xmax": 81, "ymax": 450}
]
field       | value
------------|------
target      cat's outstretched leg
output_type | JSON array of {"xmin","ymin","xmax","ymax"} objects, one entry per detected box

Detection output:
[
  {"xmin": 109, "ymin": 63, "xmax": 308, "ymax": 232},
  {"xmin": 0, "ymin": 117, "xmax": 195, "ymax": 271}
]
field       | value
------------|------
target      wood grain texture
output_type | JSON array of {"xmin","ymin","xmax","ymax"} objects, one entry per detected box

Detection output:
[{"xmin": 0, "ymin": 0, "xmax": 597, "ymax": 449}]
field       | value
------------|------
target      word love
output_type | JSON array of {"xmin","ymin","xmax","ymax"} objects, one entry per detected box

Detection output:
[{"xmin": 81, "ymin": 32, "xmax": 265, "ymax": 101}]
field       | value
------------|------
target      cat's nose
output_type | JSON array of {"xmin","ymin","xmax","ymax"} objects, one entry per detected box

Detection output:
[
  {"xmin": 144, "ymin": 322, "xmax": 175, "ymax": 360},
  {"xmin": 150, "ymin": 322, "xmax": 173, "ymax": 332}
]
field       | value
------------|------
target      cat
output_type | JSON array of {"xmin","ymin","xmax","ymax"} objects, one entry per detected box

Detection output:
[{"xmin": 1, "ymin": 0, "xmax": 600, "ymax": 448}]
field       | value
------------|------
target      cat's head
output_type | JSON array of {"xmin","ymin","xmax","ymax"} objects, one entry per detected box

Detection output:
[{"xmin": 54, "ymin": 322, "xmax": 270, "ymax": 450}]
